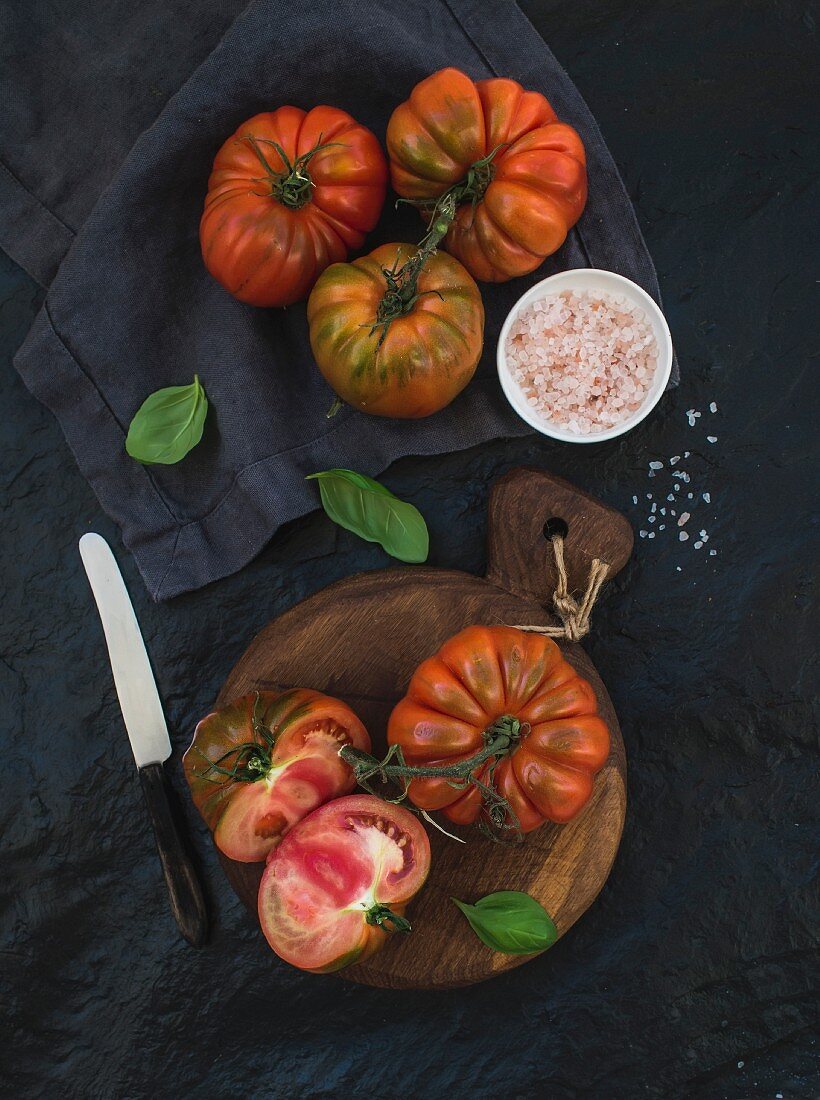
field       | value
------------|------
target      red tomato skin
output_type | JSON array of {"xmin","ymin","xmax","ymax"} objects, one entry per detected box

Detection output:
[
  {"xmin": 388, "ymin": 625, "xmax": 609, "ymax": 832},
  {"xmin": 307, "ymin": 242, "xmax": 484, "ymax": 419},
  {"xmin": 183, "ymin": 690, "xmax": 370, "ymax": 863},
  {"xmin": 387, "ymin": 68, "xmax": 587, "ymax": 282},
  {"xmin": 201, "ymin": 106, "xmax": 387, "ymax": 307},
  {"xmin": 258, "ymin": 795, "xmax": 430, "ymax": 973}
]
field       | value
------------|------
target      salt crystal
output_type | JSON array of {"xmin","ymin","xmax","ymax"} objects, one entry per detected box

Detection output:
[
  {"xmin": 648, "ymin": 531, "xmax": 655, "ymax": 538},
  {"xmin": 651, "ymin": 503, "xmax": 657, "ymax": 513},
  {"xmin": 660, "ymin": 507, "xmax": 666, "ymax": 515},
  {"xmin": 676, "ymin": 566, "xmax": 682, "ymax": 571},
  {"xmin": 639, "ymin": 530, "xmax": 647, "ymax": 538},
  {"xmin": 649, "ymin": 460, "xmax": 663, "ymax": 470},
  {"xmin": 684, "ymin": 451, "xmax": 690, "ymax": 458},
  {"xmin": 632, "ymin": 495, "xmax": 638, "ymax": 504},
  {"xmin": 504, "ymin": 288, "xmax": 658, "ymax": 433},
  {"xmin": 646, "ymin": 493, "xmax": 652, "ymax": 500},
  {"xmin": 670, "ymin": 455, "xmax": 681, "ymax": 464},
  {"xmin": 674, "ymin": 483, "xmax": 680, "ymax": 491},
  {"xmin": 699, "ymin": 529, "xmax": 707, "ymax": 538},
  {"xmin": 678, "ymin": 512, "xmax": 690, "ymax": 526},
  {"xmin": 737, "ymin": 1062, "xmax": 744, "ymax": 1070},
  {"xmin": 679, "ymin": 531, "xmax": 689, "ymax": 541},
  {"xmin": 687, "ymin": 493, "xmax": 694, "ymax": 499},
  {"xmin": 707, "ymin": 435, "xmax": 717, "ymax": 443},
  {"xmin": 709, "ymin": 401, "xmax": 718, "ymax": 413},
  {"xmin": 659, "ymin": 524, "xmax": 665, "ymax": 530},
  {"xmin": 648, "ymin": 515, "xmax": 656, "ymax": 524},
  {"xmin": 703, "ymin": 492, "xmax": 711, "ymax": 504},
  {"xmin": 667, "ymin": 494, "xmax": 675, "ymax": 502},
  {"xmin": 694, "ymin": 541, "xmax": 703, "ymax": 549},
  {"xmin": 710, "ymin": 549, "xmax": 717, "ymax": 556}
]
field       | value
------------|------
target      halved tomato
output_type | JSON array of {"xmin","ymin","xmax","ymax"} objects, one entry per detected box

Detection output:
[
  {"xmin": 182, "ymin": 690, "xmax": 370, "ymax": 863},
  {"xmin": 258, "ymin": 795, "xmax": 431, "ymax": 973}
]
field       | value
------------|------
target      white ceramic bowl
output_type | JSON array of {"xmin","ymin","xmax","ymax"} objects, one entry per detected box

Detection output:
[{"xmin": 496, "ymin": 268, "xmax": 673, "ymax": 443}]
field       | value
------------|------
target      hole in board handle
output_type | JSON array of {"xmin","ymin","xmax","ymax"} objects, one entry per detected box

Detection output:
[{"xmin": 543, "ymin": 516, "xmax": 569, "ymax": 541}]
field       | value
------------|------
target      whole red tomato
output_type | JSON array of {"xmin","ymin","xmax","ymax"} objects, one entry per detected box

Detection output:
[
  {"xmin": 387, "ymin": 68, "xmax": 587, "ymax": 282},
  {"xmin": 183, "ymin": 690, "xmax": 370, "ymax": 862},
  {"xmin": 387, "ymin": 626, "xmax": 610, "ymax": 831},
  {"xmin": 258, "ymin": 794, "xmax": 431, "ymax": 972},
  {"xmin": 307, "ymin": 241, "xmax": 484, "ymax": 418},
  {"xmin": 200, "ymin": 106, "xmax": 387, "ymax": 307}
]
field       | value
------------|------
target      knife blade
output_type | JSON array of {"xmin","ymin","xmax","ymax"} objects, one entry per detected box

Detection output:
[{"xmin": 79, "ymin": 533, "xmax": 208, "ymax": 946}]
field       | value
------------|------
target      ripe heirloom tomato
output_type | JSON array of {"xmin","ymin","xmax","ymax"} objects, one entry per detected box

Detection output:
[
  {"xmin": 386, "ymin": 68, "xmax": 587, "ymax": 283},
  {"xmin": 388, "ymin": 626, "xmax": 610, "ymax": 831},
  {"xmin": 307, "ymin": 241, "xmax": 484, "ymax": 418},
  {"xmin": 183, "ymin": 690, "xmax": 370, "ymax": 862},
  {"xmin": 200, "ymin": 106, "xmax": 387, "ymax": 307},
  {"xmin": 259, "ymin": 795, "xmax": 431, "ymax": 973}
]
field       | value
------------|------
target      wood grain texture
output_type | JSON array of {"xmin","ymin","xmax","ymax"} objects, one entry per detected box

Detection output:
[{"xmin": 215, "ymin": 468, "xmax": 633, "ymax": 989}]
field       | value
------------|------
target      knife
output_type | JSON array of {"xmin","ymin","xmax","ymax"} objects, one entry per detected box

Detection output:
[{"xmin": 79, "ymin": 533, "xmax": 208, "ymax": 947}]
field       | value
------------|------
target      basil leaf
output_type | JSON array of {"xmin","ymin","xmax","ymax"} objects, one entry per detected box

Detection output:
[
  {"xmin": 306, "ymin": 468, "xmax": 429, "ymax": 563},
  {"xmin": 126, "ymin": 376, "xmax": 208, "ymax": 465},
  {"xmin": 452, "ymin": 891, "xmax": 558, "ymax": 955}
]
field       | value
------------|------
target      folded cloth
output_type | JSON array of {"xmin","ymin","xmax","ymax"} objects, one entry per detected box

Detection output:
[{"xmin": 11, "ymin": 0, "xmax": 678, "ymax": 600}]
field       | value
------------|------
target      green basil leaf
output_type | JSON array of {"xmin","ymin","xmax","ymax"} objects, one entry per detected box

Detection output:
[
  {"xmin": 126, "ymin": 376, "xmax": 208, "ymax": 465},
  {"xmin": 306, "ymin": 468, "xmax": 429, "ymax": 563},
  {"xmin": 452, "ymin": 891, "xmax": 558, "ymax": 955}
]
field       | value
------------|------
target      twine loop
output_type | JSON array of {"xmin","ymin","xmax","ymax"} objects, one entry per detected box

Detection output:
[{"xmin": 512, "ymin": 535, "xmax": 610, "ymax": 642}]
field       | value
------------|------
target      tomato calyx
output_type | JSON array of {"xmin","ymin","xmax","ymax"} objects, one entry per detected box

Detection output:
[
  {"xmin": 243, "ymin": 133, "xmax": 343, "ymax": 209},
  {"xmin": 193, "ymin": 693, "xmax": 277, "ymax": 785},
  {"xmin": 363, "ymin": 903, "xmax": 412, "ymax": 934},
  {"xmin": 339, "ymin": 712, "xmax": 528, "ymax": 840}
]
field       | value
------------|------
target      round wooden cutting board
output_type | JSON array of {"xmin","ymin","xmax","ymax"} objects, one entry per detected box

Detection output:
[{"xmin": 215, "ymin": 468, "xmax": 633, "ymax": 989}]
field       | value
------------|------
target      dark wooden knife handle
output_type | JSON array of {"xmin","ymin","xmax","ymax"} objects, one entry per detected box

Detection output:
[{"xmin": 139, "ymin": 762, "xmax": 208, "ymax": 947}]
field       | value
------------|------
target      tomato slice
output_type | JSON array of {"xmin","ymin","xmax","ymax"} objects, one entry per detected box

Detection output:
[
  {"xmin": 258, "ymin": 795, "xmax": 431, "ymax": 973},
  {"xmin": 183, "ymin": 691, "xmax": 370, "ymax": 863}
]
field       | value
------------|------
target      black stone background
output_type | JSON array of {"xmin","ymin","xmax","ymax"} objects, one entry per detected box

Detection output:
[{"xmin": 1, "ymin": 2, "xmax": 817, "ymax": 1097}]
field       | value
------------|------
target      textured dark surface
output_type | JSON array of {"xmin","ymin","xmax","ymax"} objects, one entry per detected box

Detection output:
[{"xmin": 1, "ymin": 1, "xmax": 817, "ymax": 1098}]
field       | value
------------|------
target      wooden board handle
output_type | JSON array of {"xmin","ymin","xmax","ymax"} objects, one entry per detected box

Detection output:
[{"xmin": 485, "ymin": 468, "xmax": 633, "ymax": 607}]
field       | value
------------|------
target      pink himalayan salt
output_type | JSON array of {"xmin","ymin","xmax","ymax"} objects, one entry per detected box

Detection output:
[{"xmin": 505, "ymin": 289, "xmax": 658, "ymax": 434}]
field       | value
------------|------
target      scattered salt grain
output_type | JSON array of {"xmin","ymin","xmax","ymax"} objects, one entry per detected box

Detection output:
[
  {"xmin": 699, "ymin": 529, "xmax": 707, "ymax": 538},
  {"xmin": 687, "ymin": 492, "xmax": 694, "ymax": 499},
  {"xmin": 646, "ymin": 493, "xmax": 652, "ymax": 500},
  {"xmin": 670, "ymin": 455, "xmax": 681, "ymax": 464},
  {"xmin": 671, "ymin": 509, "xmax": 677, "ymax": 516},
  {"xmin": 737, "ymin": 1062, "xmax": 744, "ymax": 1070},
  {"xmin": 686, "ymin": 409, "xmax": 701, "ymax": 426},
  {"xmin": 505, "ymin": 288, "xmax": 658, "ymax": 434},
  {"xmin": 710, "ymin": 549, "xmax": 717, "ymax": 556},
  {"xmin": 639, "ymin": 530, "xmax": 647, "ymax": 538},
  {"xmin": 667, "ymin": 493, "xmax": 675, "ymax": 502},
  {"xmin": 676, "ymin": 566, "xmax": 682, "ymax": 571},
  {"xmin": 707, "ymin": 435, "xmax": 717, "ymax": 443},
  {"xmin": 679, "ymin": 531, "xmax": 689, "ymax": 541},
  {"xmin": 648, "ymin": 515, "xmax": 656, "ymax": 523},
  {"xmin": 651, "ymin": 503, "xmax": 657, "ymax": 513},
  {"xmin": 694, "ymin": 540, "xmax": 703, "ymax": 549},
  {"xmin": 674, "ymin": 483, "xmax": 680, "ymax": 491},
  {"xmin": 678, "ymin": 512, "xmax": 690, "ymax": 526},
  {"xmin": 703, "ymin": 492, "xmax": 711, "ymax": 504},
  {"xmin": 709, "ymin": 401, "xmax": 718, "ymax": 413},
  {"xmin": 659, "ymin": 524, "xmax": 665, "ymax": 531},
  {"xmin": 660, "ymin": 507, "xmax": 666, "ymax": 515},
  {"xmin": 632, "ymin": 495, "xmax": 638, "ymax": 504},
  {"xmin": 684, "ymin": 451, "xmax": 690, "ymax": 458},
  {"xmin": 648, "ymin": 531, "xmax": 655, "ymax": 538},
  {"xmin": 649, "ymin": 460, "xmax": 663, "ymax": 470}
]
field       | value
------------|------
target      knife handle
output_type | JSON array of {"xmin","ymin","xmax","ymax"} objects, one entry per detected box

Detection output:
[{"xmin": 139, "ymin": 763, "xmax": 208, "ymax": 947}]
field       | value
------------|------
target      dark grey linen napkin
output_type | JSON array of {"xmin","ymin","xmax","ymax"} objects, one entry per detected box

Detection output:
[{"xmin": 11, "ymin": 0, "xmax": 677, "ymax": 600}]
